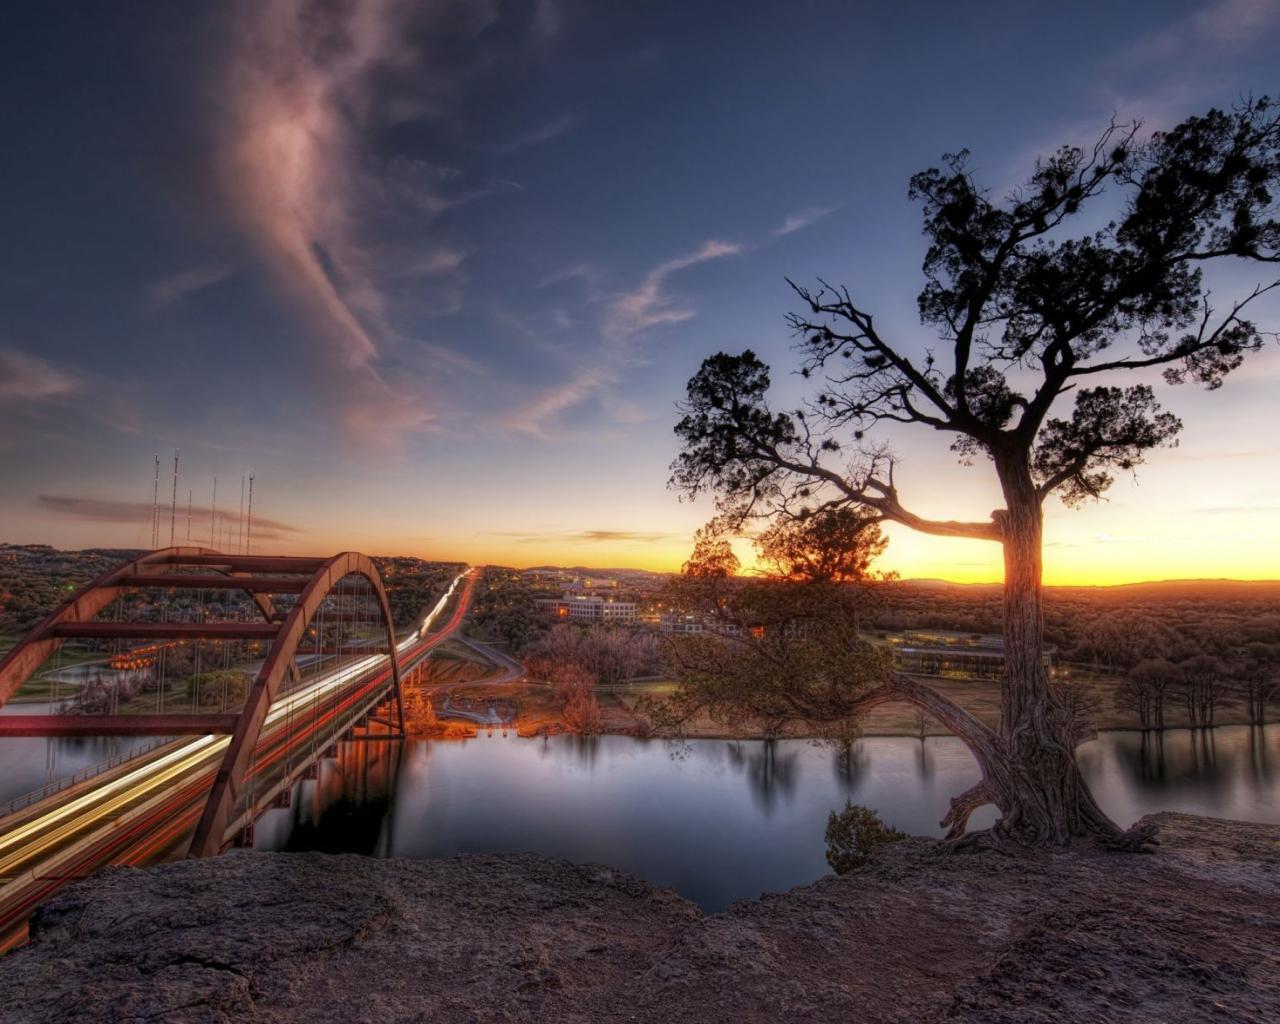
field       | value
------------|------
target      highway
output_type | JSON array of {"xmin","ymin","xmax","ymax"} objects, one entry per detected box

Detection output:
[{"xmin": 0, "ymin": 567, "xmax": 478, "ymax": 951}]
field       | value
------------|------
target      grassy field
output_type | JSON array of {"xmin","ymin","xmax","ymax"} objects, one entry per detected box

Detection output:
[
  {"xmin": 606, "ymin": 669, "xmax": 1264, "ymax": 738},
  {"xmin": 407, "ymin": 650, "xmax": 1209, "ymax": 740}
]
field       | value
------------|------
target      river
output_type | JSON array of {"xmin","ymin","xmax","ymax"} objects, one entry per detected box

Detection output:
[
  {"xmin": 1, "ymin": 723, "xmax": 1274, "ymax": 910},
  {"xmin": 242, "ymin": 725, "xmax": 1279, "ymax": 910}
]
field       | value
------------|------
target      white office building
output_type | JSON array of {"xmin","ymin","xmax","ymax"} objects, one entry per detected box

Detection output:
[{"xmin": 535, "ymin": 593, "xmax": 637, "ymax": 624}]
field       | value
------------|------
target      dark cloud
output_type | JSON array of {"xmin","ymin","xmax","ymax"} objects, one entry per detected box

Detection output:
[
  {"xmin": 493, "ymin": 529, "xmax": 678, "ymax": 545},
  {"xmin": 37, "ymin": 495, "xmax": 303, "ymax": 540}
]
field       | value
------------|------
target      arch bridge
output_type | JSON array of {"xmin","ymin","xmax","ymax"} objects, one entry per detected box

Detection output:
[{"xmin": 0, "ymin": 547, "xmax": 413, "ymax": 858}]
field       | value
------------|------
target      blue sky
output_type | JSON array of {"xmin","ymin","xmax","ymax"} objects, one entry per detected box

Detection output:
[{"xmin": 2, "ymin": 0, "xmax": 1278, "ymax": 580}]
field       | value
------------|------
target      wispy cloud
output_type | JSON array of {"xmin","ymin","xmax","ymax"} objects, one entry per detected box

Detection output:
[
  {"xmin": 509, "ymin": 239, "xmax": 742, "ymax": 437},
  {"xmin": 0, "ymin": 348, "xmax": 78, "ymax": 404},
  {"xmin": 606, "ymin": 240, "xmax": 742, "ymax": 337},
  {"xmin": 221, "ymin": 0, "xmax": 404, "ymax": 376},
  {"xmin": 37, "ymin": 495, "xmax": 304, "ymax": 540},
  {"xmin": 147, "ymin": 263, "xmax": 233, "ymax": 309},
  {"xmin": 774, "ymin": 206, "xmax": 836, "ymax": 236},
  {"xmin": 494, "ymin": 528, "xmax": 680, "ymax": 545},
  {"xmin": 402, "ymin": 246, "xmax": 469, "ymax": 278},
  {"xmin": 1002, "ymin": 0, "xmax": 1280, "ymax": 194},
  {"xmin": 495, "ymin": 113, "xmax": 574, "ymax": 154},
  {"xmin": 339, "ymin": 379, "xmax": 446, "ymax": 442},
  {"xmin": 1131, "ymin": 0, "xmax": 1280, "ymax": 63},
  {"xmin": 391, "ymin": 158, "xmax": 523, "ymax": 218},
  {"xmin": 216, "ymin": 0, "xmax": 557, "ymax": 450},
  {"xmin": 535, "ymin": 262, "xmax": 599, "ymax": 290},
  {"xmin": 529, "ymin": 0, "xmax": 561, "ymax": 46}
]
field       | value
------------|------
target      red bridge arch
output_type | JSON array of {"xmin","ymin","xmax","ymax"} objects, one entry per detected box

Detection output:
[{"xmin": 0, "ymin": 547, "xmax": 405, "ymax": 857}]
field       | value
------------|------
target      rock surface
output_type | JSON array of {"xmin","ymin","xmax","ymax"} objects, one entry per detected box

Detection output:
[{"xmin": 2, "ymin": 812, "xmax": 1277, "ymax": 1023}]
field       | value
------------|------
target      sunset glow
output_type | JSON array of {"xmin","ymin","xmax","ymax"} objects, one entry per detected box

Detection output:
[{"xmin": 0, "ymin": 1, "xmax": 1276, "ymax": 587}]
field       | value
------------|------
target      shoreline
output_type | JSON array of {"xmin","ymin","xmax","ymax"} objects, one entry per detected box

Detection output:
[
  {"xmin": 423, "ymin": 716, "xmax": 1276, "ymax": 743},
  {"xmin": 422, "ymin": 666, "xmax": 1274, "ymax": 741}
]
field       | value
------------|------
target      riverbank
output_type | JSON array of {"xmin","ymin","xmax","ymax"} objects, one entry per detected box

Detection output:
[
  {"xmin": 1, "ymin": 811, "xmax": 1275, "ymax": 1022},
  {"xmin": 435, "ymin": 672, "xmax": 1271, "ymax": 740}
]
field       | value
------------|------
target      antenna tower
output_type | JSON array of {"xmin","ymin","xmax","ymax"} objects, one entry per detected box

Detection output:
[
  {"xmin": 150, "ymin": 454, "xmax": 160, "ymax": 549},
  {"xmin": 245, "ymin": 472, "xmax": 255, "ymax": 555},
  {"xmin": 169, "ymin": 449, "xmax": 179, "ymax": 545}
]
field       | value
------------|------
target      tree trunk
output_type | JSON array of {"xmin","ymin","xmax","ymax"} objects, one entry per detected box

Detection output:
[{"xmin": 982, "ymin": 451, "xmax": 1148, "ymax": 847}]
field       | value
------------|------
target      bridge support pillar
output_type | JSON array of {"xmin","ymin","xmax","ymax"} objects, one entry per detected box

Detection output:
[{"xmin": 273, "ymin": 787, "xmax": 293, "ymax": 809}]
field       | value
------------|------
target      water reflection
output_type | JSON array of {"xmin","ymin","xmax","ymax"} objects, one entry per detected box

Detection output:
[
  {"xmin": 914, "ymin": 737, "xmax": 935, "ymax": 783},
  {"xmin": 1248, "ymin": 726, "xmax": 1271, "ymax": 782},
  {"xmin": 1075, "ymin": 725, "xmax": 1279, "ymax": 827},
  {"xmin": 3, "ymin": 723, "xmax": 1276, "ymax": 911},
  {"xmin": 255, "ymin": 741, "xmax": 403, "ymax": 856},
  {"xmin": 831, "ymin": 739, "xmax": 871, "ymax": 794},
  {"xmin": 727, "ymin": 740, "xmax": 800, "ymax": 814}
]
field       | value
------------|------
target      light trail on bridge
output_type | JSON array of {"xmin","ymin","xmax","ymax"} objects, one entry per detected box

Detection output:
[{"xmin": 0, "ymin": 567, "xmax": 479, "ymax": 951}]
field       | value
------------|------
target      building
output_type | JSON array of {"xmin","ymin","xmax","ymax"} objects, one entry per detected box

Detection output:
[
  {"xmin": 657, "ymin": 613, "xmax": 704, "ymax": 634},
  {"xmin": 564, "ymin": 576, "xmax": 619, "ymax": 593},
  {"xmin": 535, "ymin": 593, "xmax": 637, "ymax": 624},
  {"xmin": 887, "ymin": 630, "xmax": 1055, "ymax": 679}
]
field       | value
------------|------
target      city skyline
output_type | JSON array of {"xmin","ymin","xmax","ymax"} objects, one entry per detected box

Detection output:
[{"xmin": 3, "ymin": 0, "xmax": 1279, "ymax": 584}]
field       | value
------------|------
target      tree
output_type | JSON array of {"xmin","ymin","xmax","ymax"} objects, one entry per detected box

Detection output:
[
  {"xmin": 756, "ymin": 508, "xmax": 893, "ymax": 634},
  {"xmin": 824, "ymin": 802, "xmax": 906, "ymax": 874},
  {"xmin": 471, "ymin": 570, "xmax": 551, "ymax": 652},
  {"xmin": 192, "ymin": 669, "xmax": 250, "ymax": 710},
  {"xmin": 1115, "ymin": 658, "xmax": 1180, "ymax": 730},
  {"xmin": 526, "ymin": 623, "xmax": 660, "ymax": 689},
  {"xmin": 659, "ymin": 512, "xmax": 923, "ymax": 748},
  {"xmin": 525, "ymin": 624, "xmax": 589, "ymax": 682},
  {"xmin": 1237, "ymin": 642, "xmax": 1280, "ymax": 726},
  {"xmin": 402, "ymin": 686, "xmax": 440, "ymax": 735},
  {"xmin": 1177, "ymin": 654, "xmax": 1230, "ymax": 728},
  {"xmin": 550, "ymin": 663, "xmax": 604, "ymax": 734},
  {"xmin": 671, "ymin": 99, "xmax": 1280, "ymax": 847}
]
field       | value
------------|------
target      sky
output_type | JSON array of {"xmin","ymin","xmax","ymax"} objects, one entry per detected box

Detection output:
[{"xmin": 1, "ymin": 0, "xmax": 1278, "ymax": 584}]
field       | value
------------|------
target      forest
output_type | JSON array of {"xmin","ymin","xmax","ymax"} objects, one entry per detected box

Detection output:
[
  {"xmin": 469, "ymin": 567, "xmax": 1280, "ymax": 732},
  {"xmin": 0, "ymin": 545, "xmax": 464, "ymax": 638},
  {"xmin": 870, "ymin": 579, "xmax": 1280, "ymax": 666}
]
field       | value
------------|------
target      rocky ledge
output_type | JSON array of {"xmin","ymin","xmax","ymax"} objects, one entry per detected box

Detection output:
[{"xmin": 2, "ymin": 812, "xmax": 1277, "ymax": 1023}]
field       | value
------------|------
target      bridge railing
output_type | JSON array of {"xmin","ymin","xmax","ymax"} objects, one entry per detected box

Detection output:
[{"xmin": 0, "ymin": 735, "xmax": 173, "ymax": 821}]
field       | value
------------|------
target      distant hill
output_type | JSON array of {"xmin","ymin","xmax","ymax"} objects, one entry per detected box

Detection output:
[
  {"xmin": 524, "ymin": 565, "xmax": 665, "ymax": 576},
  {"xmin": 900, "ymin": 577, "xmax": 1280, "ymax": 595},
  {"xmin": 517, "ymin": 566, "xmax": 1279, "ymax": 599},
  {"xmin": 873, "ymin": 577, "xmax": 1280, "ymax": 600}
]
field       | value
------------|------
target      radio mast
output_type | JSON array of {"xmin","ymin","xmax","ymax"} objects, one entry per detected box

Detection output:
[
  {"xmin": 168, "ymin": 449, "xmax": 179, "ymax": 545},
  {"xmin": 245, "ymin": 472, "xmax": 255, "ymax": 555},
  {"xmin": 150, "ymin": 454, "xmax": 160, "ymax": 549}
]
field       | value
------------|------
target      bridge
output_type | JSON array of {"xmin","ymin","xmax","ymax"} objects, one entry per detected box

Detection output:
[{"xmin": 0, "ymin": 548, "xmax": 476, "ymax": 948}]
